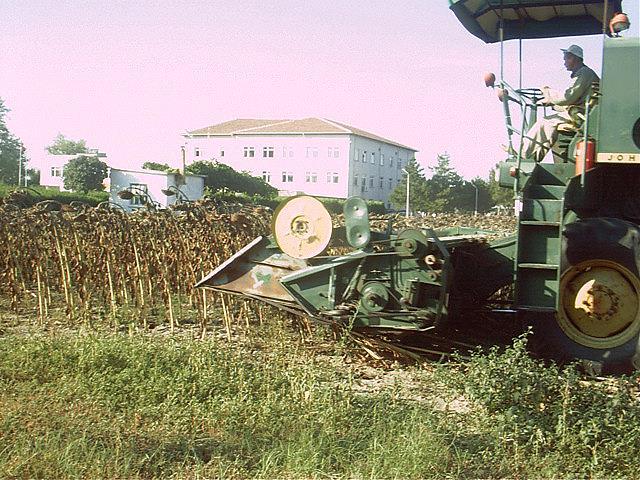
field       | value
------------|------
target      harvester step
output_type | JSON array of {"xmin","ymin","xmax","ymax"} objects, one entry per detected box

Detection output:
[
  {"xmin": 521, "ymin": 198, "xmax": 563, "ymax": 222},
  {"xmin": 517, "ymin": 263, "xmax": 560, "ymax": 269},
  {"xmin": 519, "ymin": 220, "xmax": 561, "ymax": 226},
  {"xmin": 527, "ymin": 184, "xmax": 566, "ymax": 200}
]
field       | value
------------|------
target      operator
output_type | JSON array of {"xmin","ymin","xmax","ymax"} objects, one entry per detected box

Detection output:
[{"xmin": 520, "ymin": 45, "xmax": 599, "ymax": 162}]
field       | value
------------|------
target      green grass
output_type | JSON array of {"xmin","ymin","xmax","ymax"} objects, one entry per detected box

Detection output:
[{"xmin": 1, "ymin": 325, "xmax": 639, "ymax": 479}]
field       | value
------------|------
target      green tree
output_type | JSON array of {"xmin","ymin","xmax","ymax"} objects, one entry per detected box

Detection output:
[
  {"xmin": 456, "ymin": 177, "xmax": 493, "ymax": 213},
  {"xmin": 423, "ymin": 153, "xmax": 466, "ymax": 212},
  {"xmin": 186, "ymin": 160, "xmax": 277, "ymax": 197},
  {"xmin": 488, "ymin": 168, "xmax": 514, "ymax": 208},
  {"xmin": 142, "ymin": 161, "xmax": 173, "ymax": 172},
  {"xmin": 389, "ymin": 158, "xmax": 430, "ymax": 213},
  {"xmin": 46, "ymin": 134, "xmax": 88, "ymax": 155},
  {"xmin": 62, "ymin": 155, "xmax": 108, "ymax": 192},
  {"xmin": 0, "ymin": 98, "xmax": 25, "ymax": 185},
  {"xmin": 25, "ymin": 167, "xmax": 40, "ymax": 186}
]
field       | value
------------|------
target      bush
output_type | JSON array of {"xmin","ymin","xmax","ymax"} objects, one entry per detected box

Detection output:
[
  {"xmin": 315, "ymin": 197, "xmax": 385, "ymax": 215},
  {"xmin": 187, "ymin": 161, "xmax": 277, "ymax": 198},
  {"xmin": 203, "ymin": 190, "xmax": 386, "ymax": 216},
  {"xmin": 62, "ymin": 155, "xmax": 108, "ymax": 193},
  {"xmin": 0, "ymin": 183, "xmax": 108, "ymax": 206},
  {"xmin": 455, "ymin": 334, "xmax": 640, "ymax": 477}
]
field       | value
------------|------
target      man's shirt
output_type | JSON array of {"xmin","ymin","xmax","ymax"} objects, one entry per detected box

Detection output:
[{"xmin": 547, "ymin": 64, "xmax": 600, "ymax": 107}]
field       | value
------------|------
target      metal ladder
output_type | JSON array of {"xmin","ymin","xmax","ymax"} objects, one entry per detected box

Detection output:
[{"xmin": 514, "ymin": 163, "xmax": 573, "ymax": 311}]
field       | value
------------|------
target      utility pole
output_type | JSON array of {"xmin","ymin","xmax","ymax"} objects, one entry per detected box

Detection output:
[
  {"xmin": 471, "ymin": 182, "xmax": 479, "ymax": 216},
  {"xmin": 18, "ymin": 144, "xmax": 23, "ymax": 187},
  {"xmin": 402, "ymin": 168, "xmax": 410, "ymax": 218},
  {"xmin": 465, "ymin": 181, "xmax": 479, "ymax": 216}
]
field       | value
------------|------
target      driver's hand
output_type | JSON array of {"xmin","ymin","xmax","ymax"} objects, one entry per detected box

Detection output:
[{"xmin": 539, "ymin": 86, "xmax": 552, "ymax": 105}]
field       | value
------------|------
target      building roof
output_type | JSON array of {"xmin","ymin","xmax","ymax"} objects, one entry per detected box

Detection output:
[
  {"xmin": 189, "ymin": 119, "xmax": 289, "ymax": 135},
  {"xmin": 186, "ymin": 117, "xmax": 417, "ymax": 152}
]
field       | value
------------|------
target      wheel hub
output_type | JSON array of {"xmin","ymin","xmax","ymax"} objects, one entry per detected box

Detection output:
[{"xmin": 559, "ymin": 260, "xmax": 640, "ymax": 348}]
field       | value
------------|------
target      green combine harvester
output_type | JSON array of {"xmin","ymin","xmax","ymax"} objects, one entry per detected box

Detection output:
[{"xmin": 198, "ymin": 0, "xmax": 640, "ymax": 373}]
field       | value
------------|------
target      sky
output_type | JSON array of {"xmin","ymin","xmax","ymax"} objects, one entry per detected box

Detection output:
[{"xmin": 2, "ymin": 0, "xmax": 638, "ymax": 180}]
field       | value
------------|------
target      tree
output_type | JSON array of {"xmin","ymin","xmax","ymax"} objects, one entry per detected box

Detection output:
[
  {"xmin": 25, "ymin": 167, "xmax": 40, "ymax": 186},
  {"xmin": 46, "ymin": 134, "xmax": 88, "ymax": 155},
  {"xmin": 63, "ymin": 155, "xmax": 108, "ymax": 192},
  {"xmin": 0, "ymin": 98, "xmax": 25, "ymax": 185},
  {"xmin": 389, "ymin": 158, "xmax": 431, "ymax": 212},
  {"xmin": 142, "ymin": 161, "xmax": 173, "ymax": 172},
  {"xmin": 488, "ymin": 168, "xmax": 514, "ymax": 208},
  {"xmin": 186, "ymin": 160, "xmax": 277, "ymax": 197},
  {"xmin": 423, "ymin": 153, "xmax": 466, "ymax": 212}
]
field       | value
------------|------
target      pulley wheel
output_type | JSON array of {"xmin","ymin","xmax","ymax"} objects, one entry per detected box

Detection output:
[{"xmin": 272, "ymin": 196, "xmax": 332, "ymax": 259}]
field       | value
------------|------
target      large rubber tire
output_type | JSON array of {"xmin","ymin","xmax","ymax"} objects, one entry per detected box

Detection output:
[{"xmin": 534, "ymin": 217, "xmax": 640, "ymax": 373}]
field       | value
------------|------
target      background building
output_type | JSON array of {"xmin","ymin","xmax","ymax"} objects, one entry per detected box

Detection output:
[
  {"xmin": 182, "ymin": 118, "xmax": 417, "ymax": 206},
  {"xmin": 38, "ymin": 150, "xmax": 106, "ymax": 190},
  {"xmin": 110, "ymin": 168, "xmax": 205, "ymax": 213}
]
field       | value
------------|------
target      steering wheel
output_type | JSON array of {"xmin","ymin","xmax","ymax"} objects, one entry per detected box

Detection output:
[{"xmin": 516, "ymin": 87, "xmax": 543, "ymax": 105}]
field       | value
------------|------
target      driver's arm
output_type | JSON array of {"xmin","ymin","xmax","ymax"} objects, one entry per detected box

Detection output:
[{"xmin": 546, "ymin": 68, "xmax": 598, "ymax": 106}]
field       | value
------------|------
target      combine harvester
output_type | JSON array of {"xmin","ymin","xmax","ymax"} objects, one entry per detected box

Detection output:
[{"xmin": 198, "ymin": 0, "xmax": 640, "ymax": 373}]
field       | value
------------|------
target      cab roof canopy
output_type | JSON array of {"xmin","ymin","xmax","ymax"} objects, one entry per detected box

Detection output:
[{"xmin": 449, "ymin": 0, "xmax": 623, "ymax": 43}]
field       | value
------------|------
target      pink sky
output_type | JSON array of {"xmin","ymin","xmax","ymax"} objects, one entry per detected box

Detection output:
[{"xmin": 2, "ymin": 0, "xmax": 638, "ymax": 180}]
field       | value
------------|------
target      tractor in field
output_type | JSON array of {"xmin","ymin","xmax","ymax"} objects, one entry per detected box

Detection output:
[{"xmin": 197, "ymin": 0, "xmax": 640, "ymax": 373}]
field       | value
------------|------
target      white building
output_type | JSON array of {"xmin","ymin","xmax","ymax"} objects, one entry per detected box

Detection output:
[
  {"xmin": 182, "ymin": 118, "xmax": 417, "ymax": 206},
  {"xmin": 109, "ymin": 168, "xmax": 205, "ymax": 213},
  {"xmin": 38, "ymin": 150, "xmax": 107, "ymax": 191}
]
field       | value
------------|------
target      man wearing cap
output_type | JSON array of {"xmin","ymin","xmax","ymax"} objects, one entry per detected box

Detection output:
[{"xmin": 519, "ymin": 44, "xmax": 599, "ymax": 162}]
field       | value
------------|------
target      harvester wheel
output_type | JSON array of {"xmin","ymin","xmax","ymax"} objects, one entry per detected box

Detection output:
[{"xmin": 535, "ymin": 217, "xmax": 640, "ymax": 373}]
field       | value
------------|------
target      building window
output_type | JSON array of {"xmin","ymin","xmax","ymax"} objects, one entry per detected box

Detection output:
[
  {"xmin": 129, "ymin": 183, "xmax": 148, "ymax": 207},
  {"xmin": 243, "ymin": 147, "xmax": 255, "ymax": 158},
  {"xmin": 262, "ymin": 171, "xmax": 271, "ymax": 182},
  {"xmin": 397, "ymin": 160, "xmax": 402, "ymax": 170},
  {"xmin": 369, "ymin": 176, "xmax": 374, "ymax": 188},
  {"xmin": 390, "ymin": 157, "xmax": 394, "ymax": 167},
  {"xmin": 327, "ymin": 172, "xmax": 339, "ymax": 183},
  {"xmin": 283, "ymin": 146, "xmax": 294, "ymax": 158},
  {"xmin": 388, "ymin": 178, "xmax": 393, "ymax": 189},
  {"xmin": 355, "ymin": 149, "xmax": 360, "ymax": 162},
  {"xmin": 362, "ymin": 150, "xmax": 366, "ymax": 162},
  {"xmin": 353, "ymin": 174, "xmax": 359, "ymax": 186},
  {"xmin": 194, "ymin": 147, "xmax": 201, "ymax": 157},
  {"xmin": 50, "ymin": 166, "xmax": 62, "ymax": 177},
  {"xmin": 263, "ymin": 146, "xmax": 274, "ymax": 158},
  {"xmin": 305, "ymin": 171, "xmax": 317, "ymax": 183},
  {"xmin": 282, "ymin": 171, "xmax": 293, "ymax": 182},
  {"xmin": 380, "ymin": 154, "xmax": 384, "ymax": 166},
  {"xmin": 220, "ymin": 149, "xmax": 225, "ymax": 157},
  {"xmin": 379, "ymin": 177, "xmax": 384, "ymax": 188},
  {"xmin": 328, "ymin": 147, "xmax": 339, "ymax": 158},
  {"xmin": 371, "ymin": 152, "xmax": 376, "ymax": 164},
  {"xmin": 306, "ymin": 147, "xmax": 318, "ymax": 158}
]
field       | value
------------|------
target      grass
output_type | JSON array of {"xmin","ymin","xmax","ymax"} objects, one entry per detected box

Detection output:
[
  {"xmin": 1, "ymin": 318, "xmax": 640, "ymax": 478},
  {"xmin": 0, "ymin": 326, "xmax": 451, "ymax": 479}
]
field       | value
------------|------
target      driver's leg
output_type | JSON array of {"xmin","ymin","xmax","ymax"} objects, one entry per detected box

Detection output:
[{"xmin": 521, "ymin": 112, "xmax": 570, "ymax": 162}]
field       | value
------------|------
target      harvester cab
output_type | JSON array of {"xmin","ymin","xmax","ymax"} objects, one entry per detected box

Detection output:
[{"xmin": 198, "ymin": 0, "xmax": 640, "ymax": 373}]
